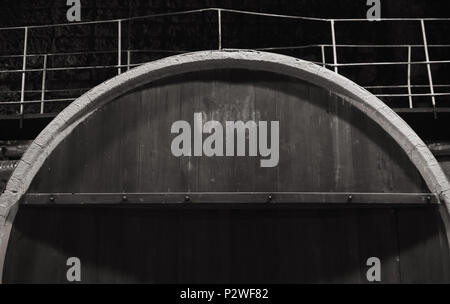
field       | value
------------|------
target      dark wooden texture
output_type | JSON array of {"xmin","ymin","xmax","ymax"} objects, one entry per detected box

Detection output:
[
  {"xmin": 6, "ymin": 68, "xmax": 447, "ymax": 283},
  {"xmin": 3, "ymin": 204, "xmax": 450, "ymax": 283},
  {"xmin": 28, "ymin": 69, "xmax": 426, "ymax": 194}
]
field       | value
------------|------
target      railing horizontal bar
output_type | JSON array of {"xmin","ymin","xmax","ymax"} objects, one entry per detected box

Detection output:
[
  {"xmin": 375, "ymin": 92, "xmax": 450, "ymax": 97},
  {"xmin": 393, "ymin": 107, "xmax": 450, "ymax": 113},
  {"xmin": 6, "ymin": 59, "xmax": 450, "ymax": 74},
  {"xmin": 0, "ymin": 8, "xmax": 214, "ymax": 31},
  {"xmin": 0, "ymin": 98, "xmax": 75, "ymax": 105},
  {"xmin": 219, "ymin": 8, "xmax": 327, "ymax": 22},
  {"xmin": 0, "ymin": 49, "xmax": 187, "ymax": 58},
  {"xmin": 127, "ymin": 49, "xmax": 186, "ymax": 53},
  {"xmin": 321, "ymin": 44, "xmax": 450, "ymax": 48},
  {"xmin": 3, "ymin": 44, "xmax": 450, "ymax": 59},
  {"xmin": 1, "ymin": 8, "xmax": 450, "ymax": 32},
  {"xmin": 254, "ymin": 45, "xmax": 329, "ymax": 51},
  {"xmin": 328, "ymin": 60, "xmax": 450, "ymax": 67},
  {"xmin": 23, "ymin": 192, "xmax": 439, "ymax": 205},
  {"xmin": 255, "ymin": 44, "xmax": 450, "ymax": 51},
  {"xmin": 0, "ymin": 112, "xmax": 58, "ymax": 120},
  {"xmin": 3, "ymin": 84, "xmax": 450, "ymax": 95},
  {"xmin": 3, "ymin": 93, "xmax": 449, "ymax": 105},
  {"xmin": 0, "ymin": 88, "xmax": 91, "ymax": 94},
  {"xmin": 0, "ymin": 63, "xmax": 142, "ymax": 73},
  {"xmin": 332, "ymin": 18, "xmax": 450, "ymax": 22},
  {"xmin": 1, "ymin": 108, "xmax": 441, "ymax": 118},
  {"xmin": 365, "ymin": 84, "xmax": 450, "ymax": 89}
]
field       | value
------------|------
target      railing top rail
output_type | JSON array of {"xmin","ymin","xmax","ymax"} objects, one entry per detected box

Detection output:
[
  {"xmin": 2, "ymin": 44, "xmax": 450, "ymax": 59},
  {"xmin": 220, "ymin": 8, "xmax": 450, "ymax": 22},
  {"xmin": 0, "ymin": 8, "xmax": 214, "ymax": 30},
  {"xmin": 0, "ymin": 7, "xmax": 449, "ymax": 31},
  {"xmin": 1, "ymin": 7, "xmax": 449, "ymax": 117},
  {"xmin": 255, "ymin": 44, "xmax": 450, "ymax": 51},
  {"xmin": 0, "ymin": 49, "xmax": 187, "ymax": 58}
]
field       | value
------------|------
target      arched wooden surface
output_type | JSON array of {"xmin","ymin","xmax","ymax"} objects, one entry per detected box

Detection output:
[
  {"xmin": 26, "ymin": 70, "xmax": 426, "ymax": 193},
  {"xmin": 1, "ymin": 50, "xmax": 450, "ymax": 283}
]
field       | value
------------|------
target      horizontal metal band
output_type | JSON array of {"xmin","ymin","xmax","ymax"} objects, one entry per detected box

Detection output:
[{"xmin": 22, "ymin": 192, "xmax": 439, "ymax": 205}]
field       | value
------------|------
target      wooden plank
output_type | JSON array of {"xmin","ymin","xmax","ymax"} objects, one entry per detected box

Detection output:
[
  {"xmin": 120, "ymin": 90, "xmax": 141, "ymax": 193},
  {"xmin": 228, "ymin": 207, "xmax": 280, "ymax": 283},
  {"xmin": 347, "ymin": 94, "xmax": 426, "ymax": 193},
  {"xmin": 26, "ymin": 69, "xmax": 427, "ymax": 195},
  {"xmin": 179, "ymin": 72, "xmax": 201, "ymax": 192},
  {"xmin": 356, "ymin": 208, "xmax": 401, "ymax": 283},
  {"xmin": 22, "ymin": 192, "xmax": 439, "ymax": 205},
  {"xmin": 396, "ymin": 205, "xmax": 450, "ymax": 283},
  {"xmin": 2, "ymin": 206, "xmax": 66, "ymax": 283},
  {"xmin": 3, "ymin": 205, "xmax": 448, "ymax": 283},
  {"xmin": 96, "ymin": 96, "xmax": 124, "ymax": 192},
  {"xmin": 253, "ymin": 71, "xmax": 278, "ymax": 192},
  {"xmin": 178, "ymin": 208, "xmax": 232, "ymax": 283},
  {"xmin": 313, "ymin": 209, "xmax": 361, "ymax": 283},
  {"xmin": 277, "ymin": 79, "xmax": 325, "ymax": 192},
  {"xmin": 194, "ymin": 70, "xmax": 242, "ymax": 192},
  {"xmin": 138, "ymin": 78, "xmax": 185, "ymax": 192}
]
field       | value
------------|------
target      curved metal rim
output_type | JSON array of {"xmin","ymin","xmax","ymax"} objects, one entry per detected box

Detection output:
[{"xmin": 1, "ymin": 49, "xmax": 449, "ymax": 282}]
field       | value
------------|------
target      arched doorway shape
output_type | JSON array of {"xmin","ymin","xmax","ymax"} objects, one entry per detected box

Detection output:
[{"xmin": 1, "ymin": 50, "xmax": 449, "ymax": 283}]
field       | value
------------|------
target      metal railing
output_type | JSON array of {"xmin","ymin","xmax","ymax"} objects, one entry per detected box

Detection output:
[{"xmin": 1, "ymin": 7, "xmax": 449, "ymax": 120}]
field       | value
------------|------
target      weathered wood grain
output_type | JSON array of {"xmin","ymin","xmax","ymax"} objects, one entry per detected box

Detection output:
[
  {"xmin": 4, "ymin": 205, "xmax": 449, "ymax": 283},
  {"xmin": 27, "ymin": 70, "xmax": 426, "ymax": 194},
  {"xmin": 3, "ymin": 60, "xmax": 448, "ymax": 283}
]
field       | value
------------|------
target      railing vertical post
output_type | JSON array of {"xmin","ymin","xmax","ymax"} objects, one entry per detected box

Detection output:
[
  {"xmin": 420, "ymin": 19, "xmax": 437, "ymax": 118},
  {"xmin": 118, "ymin": 20, "xmax": 122, "ymax": 75},
  {"xmin": 127, "ymin": 50, "xmax": 131, "ymax": 71},
  {"xmin": 330, "ymin": 20, "xmax": 338, "ymax": 73},
  {"xmin": 20, "ymin": 27, "xmax": 28, "ymax": 116},
  {"xmin": 218, "ymin": 9, "xmax": 222, "ymax": 50},
  {"xmin": 40, "ymin": 54, "xmax": 47, "ymax": 114},
  {"xmin": 407, "ymin": 46, "xmax": 413, "ymax": 109},
  {"xmin": 321, "ymin": 45, "xmax": 326, "ymax": 68}
]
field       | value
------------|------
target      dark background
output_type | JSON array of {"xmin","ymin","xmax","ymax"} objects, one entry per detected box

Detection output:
[
  {"xmin": 2, "ymin": 0, "xmax": 450, "ymax": 26},
  {"xmin": 0, "ymin": 0, "xmax": 449, "ymax": 140}
]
